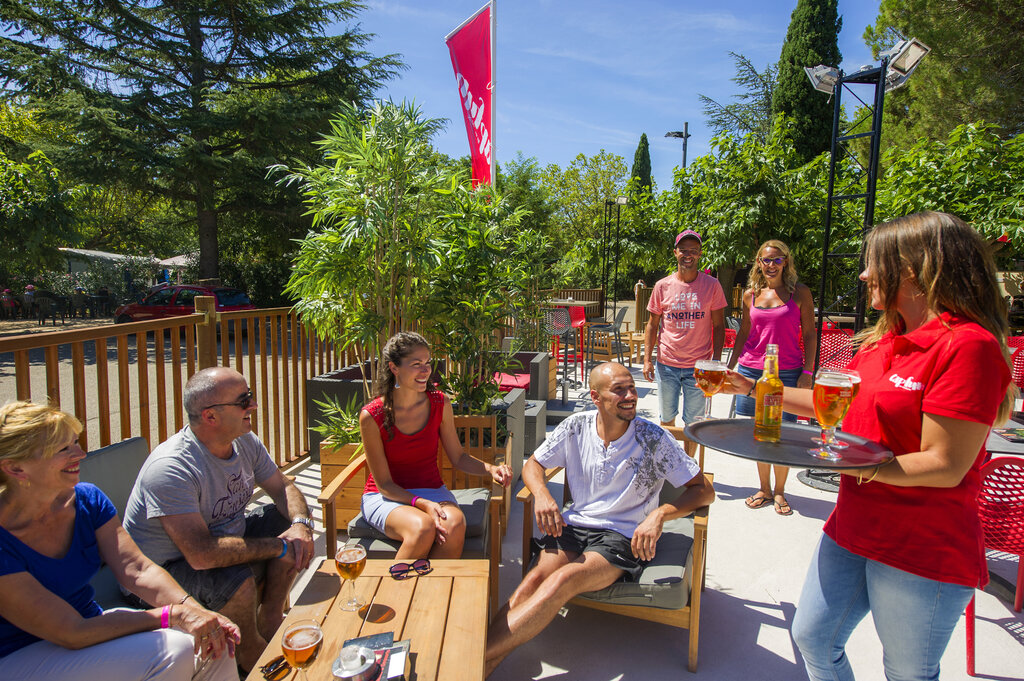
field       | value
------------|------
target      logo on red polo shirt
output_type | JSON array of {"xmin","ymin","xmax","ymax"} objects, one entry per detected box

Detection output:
[{"xmin": 889, "ymin": 373, "xmax": 924, "ymax": 391}]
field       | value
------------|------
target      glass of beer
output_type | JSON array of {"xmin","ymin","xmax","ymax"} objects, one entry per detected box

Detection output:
[
  {"xmin": 281, "ymin": 619, "xmax": 323, "ymax": 681},
  {"xmin": 335, "ymin": 543, "xmax": 367, "ymax": 611},
  {"xmin": 693, "ymin": 359, "xmax": 728, "ymax": 421},
  {"xmin": 808, "ymin": 369, "xmax": 855, "ymax": 461}
]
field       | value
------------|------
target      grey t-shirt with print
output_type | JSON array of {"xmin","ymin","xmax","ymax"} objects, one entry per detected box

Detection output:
[{"xmin": 123, "ymin": 426, "xmax": 279, "ymax": 565}]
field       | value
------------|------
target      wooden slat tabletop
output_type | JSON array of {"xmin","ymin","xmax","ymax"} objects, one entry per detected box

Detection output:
[{"xmin": 245, "ymin": 559, "xmax": 489, "ymax": 681}]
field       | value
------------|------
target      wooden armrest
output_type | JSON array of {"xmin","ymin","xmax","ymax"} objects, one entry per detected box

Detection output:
[
  {"xmin": 692, "ymin": 472, "xmax": 713, "ymax": 534},
  {"xmin": 515, "ymin": 467, "xmax": 563, "ymax": 502},
  {"xmin": 317, "ymin": 453, "xmax": 367, "ymax": 506}
]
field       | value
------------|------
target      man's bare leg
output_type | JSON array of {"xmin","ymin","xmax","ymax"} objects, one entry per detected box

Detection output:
[
  {"xmin": 485, "ymin": 552, "xmax": 623, "ymax": 677},
  {"xmin": 218, "ymin": 576, "xmax": 266, "ymax": 673},
  {"xmin": 258, "ymin": 555, "xmax": 297, "ymax": 641}
]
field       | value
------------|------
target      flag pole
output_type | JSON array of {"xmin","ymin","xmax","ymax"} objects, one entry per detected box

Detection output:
[{"xmin": 489, "ymin": 0, "xmax": 497, "ymax": 186}]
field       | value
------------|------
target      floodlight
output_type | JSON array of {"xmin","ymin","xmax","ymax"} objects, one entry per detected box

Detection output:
[
  {"xmin": 805, "ymin": 65, "xmax": 840, "ymax": 94},
  {"xmin": 881, "ymin": 38, "xmax": 931, "ymax": 92},
  {"xmin": 615, "ymin": 196, "xmax": 628, "ymax": 205}
]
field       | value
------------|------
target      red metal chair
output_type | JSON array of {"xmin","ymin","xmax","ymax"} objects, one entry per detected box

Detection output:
[
  {"xmin": 567, "ymin": 306, "xmax": 588, "ymax": 381},
  {"xmin": 818, "ymin": 327, "xmax": 855, "ymax": 370},
  {"xmin": 1006, "ymin": 337, "xmax": 1024, "ymax": 391},
  {"xmin": 966, "ymin": 456, "xmax": 1024, "ymax": 675}
]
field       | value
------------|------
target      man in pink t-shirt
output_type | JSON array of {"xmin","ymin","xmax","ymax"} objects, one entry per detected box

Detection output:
[{"xmin": 643, "ymin": 230, "xmax": 726, "ymax": 450}]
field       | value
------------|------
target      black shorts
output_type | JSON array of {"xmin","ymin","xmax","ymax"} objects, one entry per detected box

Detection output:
[
  {"xmin": 125, "ymin": 503, "xmax": 291, "ymax": 611},
  {"xmin": 535, "ymin": 524, "xmax": 644, "ymax": 581}
]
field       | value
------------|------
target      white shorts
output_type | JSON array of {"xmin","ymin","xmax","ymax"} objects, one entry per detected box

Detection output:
[{"xmin": 360, "ymin": 486, "xmax": 458, "ymax": 534}]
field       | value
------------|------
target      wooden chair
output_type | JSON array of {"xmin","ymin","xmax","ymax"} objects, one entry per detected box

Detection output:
[
  {"xmin": 515, "ymin": 430, "xmax": 712, "ymax": 672},
  {"xmin": 318, "ymin": 415, "xmax": 509, "ymax": 617}
]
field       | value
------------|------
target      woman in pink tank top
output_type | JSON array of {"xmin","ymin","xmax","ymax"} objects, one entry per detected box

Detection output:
[
  {"xmin": 728, "ymin": 240, "xmax": 816, "ymax": 515},
  {"xmin": 359, "ymin": 332, "xmax": 512, "ymax": 560}
]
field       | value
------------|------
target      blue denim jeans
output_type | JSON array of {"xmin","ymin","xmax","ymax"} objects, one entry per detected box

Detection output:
[
  {"xmin": 655, "ymin": 362, "xmax": 704, "ymax": 424},
  {"xmin": 733, "ymin": 364, "xmax": 803, "ymax": 421},
  {"xmin": 792, "ymin": 534, "xmax": 974, "ymax": 681}
]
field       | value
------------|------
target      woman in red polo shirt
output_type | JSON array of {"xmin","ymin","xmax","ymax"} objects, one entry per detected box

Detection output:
[
  {"xmin": 359, "ymin": 332, "xmax": 512, "ymax": 560},
  {"xmin": 726, "ymin": 212, "xmax": 1015, "ymax": 680}
]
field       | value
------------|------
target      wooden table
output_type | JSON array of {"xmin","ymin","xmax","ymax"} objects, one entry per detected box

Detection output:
[{"xmin": 246, "ymin": 559, "xmax": 489, "ymax": 681}]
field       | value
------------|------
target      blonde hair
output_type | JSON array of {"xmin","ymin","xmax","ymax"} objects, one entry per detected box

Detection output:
[
  {"xmin": 0, "ymin": 401, "xmax": 82, "ymax": 489},
  {"xmin": 858, "ymin": 211, "xmax": 1016, "ymax": 423},
  {"xmin": 747, "ymin": 239, "xmax": 799, "ymax": 298}
]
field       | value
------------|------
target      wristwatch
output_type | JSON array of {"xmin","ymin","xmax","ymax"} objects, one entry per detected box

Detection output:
[{"xmin": 291, "ymin": 516, "xmax": 314, "ymax": 531}]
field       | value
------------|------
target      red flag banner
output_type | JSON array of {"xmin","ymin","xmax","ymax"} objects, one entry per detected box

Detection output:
[{"xmin": 446, "ymin": 4, "xmax": 492, "ymax": 186}]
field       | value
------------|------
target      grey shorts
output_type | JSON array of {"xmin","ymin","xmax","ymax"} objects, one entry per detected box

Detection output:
[
  {"xmin": 360, "ymin": 486, "xmax": 458, "ymax": 535},
  {"xmin": 125, "ymin": 503, "xmax": 291, "ymax": 611},
  {"xmin": 535, "ymin": 524, "xmax": 644, "ymax": 581}
]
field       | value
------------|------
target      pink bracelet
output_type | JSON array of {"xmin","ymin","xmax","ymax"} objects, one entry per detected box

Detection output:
[
  {"xmin": 410, "ymin": 495, "xmax": 420, "ymax": 508},
  {"xmin": 160, "ymin": 605, "xmax": 171, "ymax": 629}
]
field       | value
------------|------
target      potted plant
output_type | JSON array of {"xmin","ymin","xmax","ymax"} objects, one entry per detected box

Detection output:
[{"xmin": 310, "ymin": 394, "xmax": 365, "ymax": 528}]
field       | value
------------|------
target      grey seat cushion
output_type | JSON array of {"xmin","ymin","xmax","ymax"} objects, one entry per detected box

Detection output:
[
  {"xmin": 575, "ymin": 515, "xmax": 695, "ymax": 610},
  {"xmin": 347, "ymin": 487, "xmax": 491, "ymax": 539}
]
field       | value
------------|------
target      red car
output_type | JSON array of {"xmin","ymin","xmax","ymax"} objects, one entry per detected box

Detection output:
[{"xmin": 113, "ymin": 285, "xmax": 256, "ymax": 323}]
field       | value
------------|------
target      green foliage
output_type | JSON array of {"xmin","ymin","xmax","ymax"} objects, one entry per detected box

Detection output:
[
  {"xmin": 772, "ymin": 0, "xmax": 842, "ymax": 162},
  {"xmin": 865, "ymin": 0, "xmax": 1024, "ymax": 154},
  {"xmin": 0, "ymin": 0, "xmax": 401, "ymax": 280},
  {"xmin": 631, "ymin": 134, "xmax": 653, "ymax": 196},
  {"xmin": 280, "ymin": 100, "xmax": 446, "ymax": 393},
  {"xmin": 310, "ymin": 394, "xmax": 363, "ymax": 449},
  {"xmin": 0, "ymin": 150, "xmax": 76, "ymax": 274},
  {"xmin": 875, "ymin": 123, "xmax": 1024, "ymax": 261},
  {"xmin": 660, "ymin": 117, "xmax": 841, "ymax": 308},
  {"xmin": 700, "ymin": 53, "xmax": 779, "ymax": 143}
]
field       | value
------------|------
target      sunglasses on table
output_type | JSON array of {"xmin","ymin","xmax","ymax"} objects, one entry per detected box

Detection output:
[
  {"xmin": 759, "ymin": 257, "xmax": 786, "ymax": 266},
  {"xmin": 203, "ymin": 389, "xmax": 255, "ymax": 411},
  {"xmin": 260, "ymin": 655, "xmax": 290, "ymax": 681},
  {"xmin": 389, "ymin": 558, "xmax": 433, "ymax": 580}
]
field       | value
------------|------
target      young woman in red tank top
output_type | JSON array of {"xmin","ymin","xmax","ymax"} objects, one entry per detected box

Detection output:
[{"xmin": 359, "ymin": 333, "xmax": 512, "ymax": 560}]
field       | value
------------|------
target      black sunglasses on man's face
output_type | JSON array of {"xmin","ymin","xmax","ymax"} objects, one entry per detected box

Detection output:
[{"xmin": 203, "ymin": 389, "xmax": 255, "ymax": 412}]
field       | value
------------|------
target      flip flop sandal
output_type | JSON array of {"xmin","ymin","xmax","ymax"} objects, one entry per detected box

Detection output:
[
  {"xmin": 745, "ymin": 492, "xmax": 773, "ymax": 509},
  {"xmin": 774, "ymin": 498, "xmax": 794, "ymax": 516}
]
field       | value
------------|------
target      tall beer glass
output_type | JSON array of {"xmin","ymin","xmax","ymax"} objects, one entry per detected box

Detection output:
[
  {"xmin": 693, "ymin": 359, "xmax": 728, "ymax": 421},
  {"xmin": 281, "ymin": 619, "xmax": 323, "ymax": 681},
  {"xmin": 808, "ymin": 369, "xmax": 855, "ymax": 461},
  {"xmin": 335, "ymin": 543, "xmax": 367, "ymax": 611}
]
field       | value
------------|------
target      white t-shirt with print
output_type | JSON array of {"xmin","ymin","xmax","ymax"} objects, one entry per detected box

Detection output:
[{"xmin": 532, "ymin": 412, "xmax": 701, "ymax": 538}]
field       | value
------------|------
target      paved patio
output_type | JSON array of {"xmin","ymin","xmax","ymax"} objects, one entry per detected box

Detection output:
[{"xmin": 276, "ymin": 365, "xmax": 1024, "ymax": 680}]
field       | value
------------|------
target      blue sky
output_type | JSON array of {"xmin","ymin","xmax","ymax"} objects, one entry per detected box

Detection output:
[{"xmin": 355, "ymin": 1, "xmax": 882, "ymax": 190}]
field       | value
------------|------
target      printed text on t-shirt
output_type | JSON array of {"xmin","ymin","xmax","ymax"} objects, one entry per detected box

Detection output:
[{"xmin": 888, "ymin": 373, "xmax": 924, "ymax": 391}]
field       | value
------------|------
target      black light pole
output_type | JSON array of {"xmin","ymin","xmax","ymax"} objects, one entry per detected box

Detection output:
[
  {"xmin": 611, "ymin": 196, "xmax": 628, "ymax": 315},
  {"xmin": 603, "ymin": 198, "xmax": 614, "ymax": 315},
  {"xmin": 665, "ymin": 122, "xmax": 691, "ymax": 167}
]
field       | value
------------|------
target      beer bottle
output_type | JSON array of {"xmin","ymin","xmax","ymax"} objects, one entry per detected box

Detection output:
[{"xmin": 754, "ymin": 343, "xmax": 784, "ymax": 443}]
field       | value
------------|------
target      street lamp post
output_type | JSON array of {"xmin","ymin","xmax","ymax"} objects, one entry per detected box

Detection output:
[
  {"xmin": 611, "ymin": 196, "xmax": 627, "ymax": 315},
  {"xmin": 665, "ymin": 122, "xmax": 691, "ymax": 168}
]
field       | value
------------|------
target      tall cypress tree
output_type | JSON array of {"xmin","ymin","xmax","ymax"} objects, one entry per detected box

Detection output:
[
  {"xmin": 631, "ymin": 133, "xmax": 652, "ymax": 195},
  {"xmin": 772, "ymin": 0, "xmax": 842, "ymax": 162},
  {"xmin": 0, "ymin": 1, "xmax": 400, "ymax": 279}
]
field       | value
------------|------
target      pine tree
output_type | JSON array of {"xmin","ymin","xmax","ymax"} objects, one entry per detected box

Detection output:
[
  {"xmin": 0, "ymin": 1, "xmax": 400, "ymax": 278},
  {"xmin": 631, "ymin": 133, "xmax": 652, "ymax": 195},
  {"xmin": 771, "ymin": 0, "xmax": 842, "ymax": 162}
]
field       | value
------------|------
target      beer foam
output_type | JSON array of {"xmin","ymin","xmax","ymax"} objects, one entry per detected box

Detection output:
[
  {"xmin": 816, "ymin": 374, "xmax": 852, "ymax": 387},
  {"xmin": 285, "ymin": 627, "xmax": 321, "ymax": 647},
  {"xmin": 338, "ymin": 547, "xmax": 364, "ymax": 562}
]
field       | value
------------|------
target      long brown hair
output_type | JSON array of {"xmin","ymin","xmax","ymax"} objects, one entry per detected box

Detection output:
[
  {"xmin": 859, "ymin": 211, "xmax": 1015, "ymax": 423},
  {"xmin": 747, "ymin": 239, "xmax": 799, "ymax": 298},
  {"xmin": 373, "ymin": 332, "xmax": 434, "ymax": 438}
]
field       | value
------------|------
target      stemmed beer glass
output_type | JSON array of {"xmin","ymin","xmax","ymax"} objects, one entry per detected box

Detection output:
[
  {"xmin": 281, "ymin": 619, "xmax": 323, "ymax": 681},
  {"xmin": 335, "ymin": 543, "xmax": 368, "ymax": 611},
  {"xmin": 693, "ymin": 359, "xmax": 728, "ymax": 421},
  {"xmin": 808, "ymin": 368, "xmax": 856, "ymax": 461}
]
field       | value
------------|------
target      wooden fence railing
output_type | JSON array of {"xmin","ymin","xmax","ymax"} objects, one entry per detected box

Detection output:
[{"xmin": 0, "ymin": 300, "xmax": 350, "ymax": 466}]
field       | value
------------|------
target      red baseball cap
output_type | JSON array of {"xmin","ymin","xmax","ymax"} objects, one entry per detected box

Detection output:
[{"xmin": 674, "ymin": 230, "xmax": 702, "ymax": 247}]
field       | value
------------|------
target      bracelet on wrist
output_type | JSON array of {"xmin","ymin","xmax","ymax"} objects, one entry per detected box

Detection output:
[
  {"xmin": 178, "ymin": 594, "xmax": 192, "ymax": 606},
  {"xmin": 278, "ymin": 538, "xmax": 288, "ymax": 559},
  {"xmin": 745, "ymin": 385, "xmax": 755, "ymax": 397},
  {"xmin": 410, "ymin": 495, "xmax": 420, "ymax": 508},
  {"xmin": 160, "ymin": 605, "xmax": 171, "ymax": 629},
  {"xmin": 802, "ymin": 370, "xmax": 813, "ymax": 375}
]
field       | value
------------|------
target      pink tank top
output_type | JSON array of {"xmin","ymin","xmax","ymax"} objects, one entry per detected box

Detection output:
[
  {"xmin": 736, "ymin": 296, "xmax": 805, "ymax": 370},
  {"xmin": 362, "ymin": 391, "xmax": 445, "ymax": 494}
]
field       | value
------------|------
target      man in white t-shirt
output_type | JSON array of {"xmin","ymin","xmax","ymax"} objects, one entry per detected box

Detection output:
[
  {"xmin": 643, "ymin": 230, "xmax": 726, "ymax": 453},
  {"xmin": 484, "ymin": 362, "xmax": 714, "ymax": 676}
]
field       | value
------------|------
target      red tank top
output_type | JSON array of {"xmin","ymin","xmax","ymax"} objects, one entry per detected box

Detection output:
[{"xmin": 362, "ymin": 391, "xmax": 445, "ymax": 494}]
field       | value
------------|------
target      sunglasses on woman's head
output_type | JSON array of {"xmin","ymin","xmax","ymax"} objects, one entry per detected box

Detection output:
[
  {"xmin": 760, "ymin": 257, "xmax": 786, "ymax": 266},
  {"xmin": 260, "ymin": 655, "xmax": 290, "ymax": 681},
  {"xmin": 389, "ymin": 558, "xmax": 432, "ymax": 580}
]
